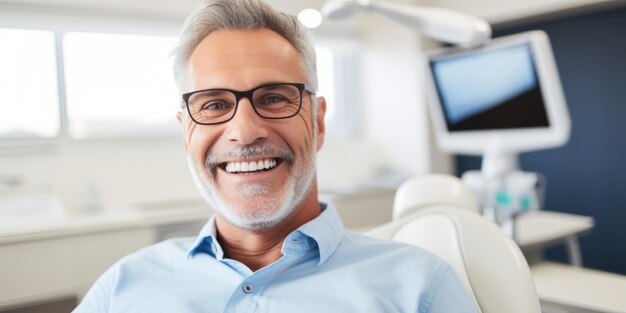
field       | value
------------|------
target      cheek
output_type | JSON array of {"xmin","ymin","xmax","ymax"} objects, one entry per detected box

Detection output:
[
  {"xmin": 187, "ymin": 125, "xmax": 220, "ymax": 163},
  {"xmin": 275, "ymin": 123, "xmax": 313, "ymax": 159},
  {"xmin": 285, "ymin": 105, "xmax": 315, "ymax": 140}
]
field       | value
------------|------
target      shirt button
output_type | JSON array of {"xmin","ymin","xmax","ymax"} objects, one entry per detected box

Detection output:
[{"xmin": 242, "ymin": 284, "xmax": 253, "ymax": 294}]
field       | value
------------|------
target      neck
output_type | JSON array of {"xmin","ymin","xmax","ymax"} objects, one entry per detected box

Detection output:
[{"xmin": 214, "ymin": 189, "xmax": 321, "ymax": 272}]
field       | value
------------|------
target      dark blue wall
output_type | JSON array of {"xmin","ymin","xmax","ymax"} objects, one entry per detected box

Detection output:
[{"xmin": 456, "ymin": 7, "xmax": 626, "ymax": 274}]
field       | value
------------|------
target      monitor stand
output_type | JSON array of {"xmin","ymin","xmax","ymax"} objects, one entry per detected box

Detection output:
[
  {"xmin": 479, "ymin": 148, "xmax": 521, "ymax": 237},
  {"xmin": 481, "ymin": 149, "xmax": 520, "ymax": 178}
]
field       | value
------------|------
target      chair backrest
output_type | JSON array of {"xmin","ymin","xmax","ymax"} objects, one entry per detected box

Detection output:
[
  {"xmin": 369, "ymin": 175, "xmax": 541, "ymax": 313},
  {"xmin": 393, "ymin": 174, "xmax": 480, "ymax": 220}
]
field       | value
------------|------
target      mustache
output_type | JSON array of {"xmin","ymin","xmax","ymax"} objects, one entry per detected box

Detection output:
[{"xmin": 205, "ymin": 143, "xmax": 295, "ymax": 169}]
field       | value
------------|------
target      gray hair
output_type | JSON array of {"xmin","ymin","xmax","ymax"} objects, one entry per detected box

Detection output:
[{"xmin": 171, "ymin": 0, "xmax": 318, "ymax": 94}]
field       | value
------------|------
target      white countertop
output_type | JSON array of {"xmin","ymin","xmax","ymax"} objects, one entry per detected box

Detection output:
[
  {"xmin": 0, "ymin": 185, "xmax": 399, "ymax": 246},
  {"xmin": 531, "ymin": 262, "xmax": 626, "ymax": 313},
  {"xmin": 515, "ymin": 210, "xmax": 594, "ymax": 249},
  {"xmin": 0, "ymin": 204, "xmax": 213, "ymax": 245}
]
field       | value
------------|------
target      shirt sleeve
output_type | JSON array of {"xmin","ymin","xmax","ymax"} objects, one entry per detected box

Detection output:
[
  {"xmin": 72, "ymin": 263, "xmax": 118, "ymax": 313},
  {"xmin": 420, "ymin": 262, "xmax": 479, "ymax": 313}
]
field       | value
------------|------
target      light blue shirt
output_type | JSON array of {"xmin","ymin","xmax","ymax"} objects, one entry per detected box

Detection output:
[{"xmin": 74, "ymin": 203, "xmax": 477, "ymax": 313}]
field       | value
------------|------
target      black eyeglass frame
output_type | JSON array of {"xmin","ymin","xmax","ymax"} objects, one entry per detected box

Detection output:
[{"xmin": 181, "ymin": 82, "xmax": 307, "ymax": 126}]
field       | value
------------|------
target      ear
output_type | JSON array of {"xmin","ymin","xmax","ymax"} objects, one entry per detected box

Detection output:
[
  {"xmin": 177, "ymin": 111, "xmax": 189, "ymax": 153},
  {"xmin": 315, "ymin": 96, "xmax": 327, "ymax": 151}
]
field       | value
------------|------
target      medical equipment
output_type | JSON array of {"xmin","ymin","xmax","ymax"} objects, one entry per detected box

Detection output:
[
  {"xmin": 423, "ymin": 31, "xmax": 571, "ymax": 231},
  {"xmin": 321, "ymin": 0, "xmax": 491, "ymax": 47},
  {"xmin": 322, "ymin": 2, "xmax": 570, "ymax": 234},
  {"xmin": 462, "ymin": 170, "xmax": 546, "ymax": 237},
  {"xmin": 423, "ymin": 31, "xmax": 571, "ymax": 178}
]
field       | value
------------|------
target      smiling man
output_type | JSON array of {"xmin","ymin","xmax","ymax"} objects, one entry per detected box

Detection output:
[
  {"xmin": 74, "ymin": 1, "xmax": 477, "ymax": 312},
  {"xmin": 180, "ymin": 27, "xmax": 325, "ymax": 271}
]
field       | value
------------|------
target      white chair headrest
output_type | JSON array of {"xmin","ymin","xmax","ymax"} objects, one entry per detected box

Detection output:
[{"xmin": 393, "ymin": 174, "xmax": 479, "ymax": 220}]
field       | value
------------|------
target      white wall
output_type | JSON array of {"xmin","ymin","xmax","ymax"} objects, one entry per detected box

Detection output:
[
  {"xmin": 0, "ymin": 140, "xmax": 199, "ymax": 213},
  {"xmin": 360, "ymin": 16, "xmax": 431, "ymax": 177},
  {"xmin": 316, "ymin": 3, "xmax": 451, "ymax": 189}
]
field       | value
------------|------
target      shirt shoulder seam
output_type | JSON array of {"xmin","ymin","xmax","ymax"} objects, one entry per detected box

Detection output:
[{"xmin": 420, "ymin": 260, "xmax": 450, "ymax": 313}]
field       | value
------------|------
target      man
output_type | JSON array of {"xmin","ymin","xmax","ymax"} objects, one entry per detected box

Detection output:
[{"xmin": 74, "ymin": 0, "xmax": 477, "ymax": 312}]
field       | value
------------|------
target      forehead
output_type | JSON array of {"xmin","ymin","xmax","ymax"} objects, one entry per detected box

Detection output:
[{"xmin": 185, "ymin": 29, "xmax": 306, "ymax": 91}]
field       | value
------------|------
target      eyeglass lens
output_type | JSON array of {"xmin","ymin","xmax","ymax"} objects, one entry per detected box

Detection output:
[{"xmin": 187, "ymin": 84, "xmax": 302, "ymax": 124}]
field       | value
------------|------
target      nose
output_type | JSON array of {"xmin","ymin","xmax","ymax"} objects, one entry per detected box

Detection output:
[{"xmin": 224, "ymin": 98, "xmax": 269, "ymax": 145}]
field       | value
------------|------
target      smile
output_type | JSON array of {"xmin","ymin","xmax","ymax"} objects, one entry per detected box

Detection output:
[{"xmin": 223, "ymin": 158, "xmax": 280, "ymax": 174}]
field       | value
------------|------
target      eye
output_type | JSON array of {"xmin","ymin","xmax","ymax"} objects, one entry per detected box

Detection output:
[
  {"xmin": 260, "ymin": 95, "xmax": 285, "ymax": 105},
  {"xmin": 202, "ymin": 102, "xmax": 229, "ymax": 111}
]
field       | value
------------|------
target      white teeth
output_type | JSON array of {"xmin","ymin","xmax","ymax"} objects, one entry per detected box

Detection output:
[{"xmin": 225, "ymin": 158, "xmax": 278, "ymax": 173}]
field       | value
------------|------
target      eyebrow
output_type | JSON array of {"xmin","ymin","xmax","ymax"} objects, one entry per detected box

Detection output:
[{"xmin": 189, "ymin": 81, "xmax": 299, "ymax": 93}]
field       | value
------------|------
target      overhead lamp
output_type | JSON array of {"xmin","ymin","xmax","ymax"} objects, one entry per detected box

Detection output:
[
  {"xmin": 298, "ymin": 8, "xmax": 324, "ymax": 29},
  {"xmin": 321, "ymin": 0, "xmax": 492, "ymax": 47}
]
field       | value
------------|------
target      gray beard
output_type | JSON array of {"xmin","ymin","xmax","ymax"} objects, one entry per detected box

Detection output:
[{"xmin": 186, "ymin": 140, "xmax": 317, "ymax": 231}]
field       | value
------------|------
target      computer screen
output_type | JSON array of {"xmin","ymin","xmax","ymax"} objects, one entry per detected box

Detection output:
[
  {"xmin": 431, "ymin": 43, "xmax": 550, "ymax": 132},
  {"xmin": 423, "ymin": 31, "xmax": 571, "ymax": 174}
]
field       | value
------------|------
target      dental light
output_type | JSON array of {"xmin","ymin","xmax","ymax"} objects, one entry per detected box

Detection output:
[{"xmin": 321, "ymin": 0, "xmax": 492, "ymax": 47}]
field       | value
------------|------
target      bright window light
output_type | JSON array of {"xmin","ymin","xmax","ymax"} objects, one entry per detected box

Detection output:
[
  {"xmin": 315, "ymin": 46, "xmax": 336, "ymax": 124},
  {"xmin": 63, "ymin": 32, "xmax": 179, "ymax": 138},
  {"xmin": 0, "ymin": 28, "xmax": 60, "ymax": 139}
]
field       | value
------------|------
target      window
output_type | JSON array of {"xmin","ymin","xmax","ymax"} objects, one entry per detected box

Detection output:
[
  {"xmin": 0, "ymin": 28, "xmax": 60, "ymax": 139},
  {"xmin": 315, "ymin": 42, "xmax": 359, "ymax": 141},
  {"xmin": 316, "ymin": 46, "xmax": 336, "ymax": 122},
  {"xmin": 63, "ymin": 32, "xmax": 179, "ymax": 138},
  {"xmin": 315, "ymin": 47, "xmax": 337, "ymax": 130}
]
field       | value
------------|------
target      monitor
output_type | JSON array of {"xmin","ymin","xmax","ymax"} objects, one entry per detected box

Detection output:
[{"xmin": 423, "ymin": 30, "xmax": 571, "ymax": 176}]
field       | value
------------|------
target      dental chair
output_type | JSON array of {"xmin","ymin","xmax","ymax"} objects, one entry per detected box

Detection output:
[{"xmin": 367, "ymin": 174, "xmax": 541, "ymax": 313}]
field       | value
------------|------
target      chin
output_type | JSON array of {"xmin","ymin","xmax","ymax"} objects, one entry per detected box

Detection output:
[{"xmin": 217, "ymin": 188, "xmax": 298, "ymax": 231}]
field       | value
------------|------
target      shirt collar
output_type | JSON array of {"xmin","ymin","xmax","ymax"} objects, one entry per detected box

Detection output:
[
  {"xmin": 187, "ymin": 202, "xmax": 344, "ymax": 265},
  {"xmin": 187, "ymin": 215, "xmax": 224, "ymax": 260},
  {"xmin": 297, "ymin": 202, "xmax": 343, "ymax": 265}
]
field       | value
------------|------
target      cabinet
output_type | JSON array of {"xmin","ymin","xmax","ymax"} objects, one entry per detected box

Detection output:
[
  {"xmin": 0, "ymin": 228, "xmax": 155, "ymax": 310},
  {"xmin": 0, "ymin": 205, "xmax": 211, "ymax": 311}
]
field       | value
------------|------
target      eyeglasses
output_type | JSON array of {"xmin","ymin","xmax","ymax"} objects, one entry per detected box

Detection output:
[{"xmin": 182, "ymin": 82, "xmax": 306, "ymax": 125}]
